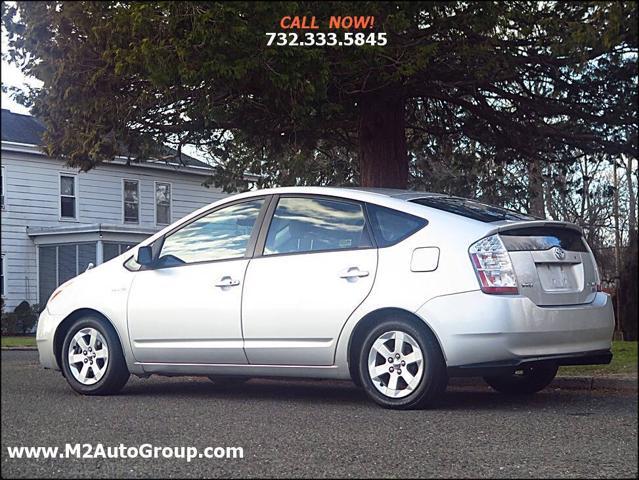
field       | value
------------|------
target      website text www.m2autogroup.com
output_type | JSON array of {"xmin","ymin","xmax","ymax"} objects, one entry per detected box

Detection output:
[{"xmin": 6, "ymin": 444, "xmax": 244, "ymax": 463}]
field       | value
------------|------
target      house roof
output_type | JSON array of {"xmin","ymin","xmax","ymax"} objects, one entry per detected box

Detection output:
[
  {"xmin": 0, "ymin": 108, "xmax": 214, "ymax": 171},
  {"xmin": 1, "ymin": 108, "xmax": 46, "ymax": 145}
]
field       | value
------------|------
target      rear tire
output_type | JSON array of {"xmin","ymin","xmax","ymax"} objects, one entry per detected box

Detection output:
[
  {"xmin": 61, "ymin": 315, "xmax": 130, "ymax": 395},
  {"xmin": 358, "ymin": 318, "xmax": 447, "ymax": 410},
  {"xmin": 483, "ymin": 365, "xmax": 558, "ymax": 395}
]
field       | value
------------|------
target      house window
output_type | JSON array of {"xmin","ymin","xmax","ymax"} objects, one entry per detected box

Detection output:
[
  {"xmin": 155, "ymin": 182, "xmax": 171, "ymax": 225},
  {"xmin": 103, "ymin": 242, "xmax": 136, "ymax": 262},
  {"xmin": 38, "ymin": 243, "xmax": 97, "ymax": 303},
  {"xmin": 1, "ymin": 254, "xmax": 5, "ymax": 297},
  {"xmin": 123, "ymin": 180, "xmax": 140, "ymax": 223},
  {"xmin": 39, "ymin": 246, "xmax": 57, "ymax": 303},
  {"xmin": 60, "ymin": 174, "xmax": 77, "ymax": 219},
  {"xmin": 1, "ymin": 166, "xmax": 5, "ymax": 210}
]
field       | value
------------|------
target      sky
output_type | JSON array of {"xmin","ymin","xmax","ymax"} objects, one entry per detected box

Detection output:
[
  {"xmin": 1, "ymin": 64, "xmax": 36, "ymax": 115},
  {"xmin": 1, "ymin": 26, "xmax": 39, "ymax": 115}
]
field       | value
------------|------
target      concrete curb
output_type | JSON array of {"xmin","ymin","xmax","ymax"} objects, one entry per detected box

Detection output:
[
  {"xmin": 1, "ymin": 346, "xmax": 37, "ymax": 351},
  {"xmin": 588, "ymin": 376, "xmax": 638, "ymax": 392},
  {"xmin": 449, "ymin": 375, "xmax": 637, "ymax": 392}
]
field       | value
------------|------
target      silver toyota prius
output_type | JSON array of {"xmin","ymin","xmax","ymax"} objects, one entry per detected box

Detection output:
[{"xmin": 36, "ymin": 187, "xmax": 614, "ymax": 409}]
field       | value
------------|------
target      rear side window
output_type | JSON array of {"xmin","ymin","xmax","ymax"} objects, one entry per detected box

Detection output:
[
  {"xmin": 411, "ymin": 196, "xmax": 534, "ymax": 222},
  {"xmin": 500, "ymin": 228, "xmax": 588, "ymax": 252},
  {"xmin": 264, "ymin": 197, "xmax": 372, "ymax": 255},
  {"xmin": 366, "ymin": 204, "xmax": 427, "ymax": 247}
]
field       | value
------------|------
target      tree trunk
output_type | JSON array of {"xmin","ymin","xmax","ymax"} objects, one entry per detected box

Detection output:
[
  {"xmin": 579, "ymin": 157, "xmax": 588, "ymax": 221},
  {"xmin": 626, "ymin": 155, "xmax": 637, "ymax": 236},
  {"xmin": 613, "ymin": 163, "xmax": 621, "ymax": 276},
  {"xmin": 358, "ymin": 93, "xmax": 408, "ymax": 188},
  {"xmin": 613, "ymin": 162, "xmax": 623, "ymax": 339},
  {"xmin": 527, "ymin": 157, "xmax": 545, "ymax": 217},
  {"xmin": 544, "ymin": 162, "xmax": 557, "ymax": 220}
]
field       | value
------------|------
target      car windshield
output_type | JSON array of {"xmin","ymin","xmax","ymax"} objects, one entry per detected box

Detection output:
[{"xmin": 411, "ymin": 196, "xmax": 536, "ymax": 223}]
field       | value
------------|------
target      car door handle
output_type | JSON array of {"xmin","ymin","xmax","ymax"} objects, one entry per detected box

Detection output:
[
  {"xmin": 215, "ymin": 276, "xmax": 240, "ymax": 288},
  {"xmin": 339, "ymin": 267, "xmax": 370, "ymax": 279}
]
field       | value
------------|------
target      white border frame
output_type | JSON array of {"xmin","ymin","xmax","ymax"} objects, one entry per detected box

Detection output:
[
  {"xmin": 58, "ymin": 172, "xmax": 78, "ymax": 221},
  {"xmin": 122, "ymin": 178, "xmax": 140, "ymax": 224},
  {"xmin": 154, "ymin": 181, "xmax": 173, "ymax": 226}
]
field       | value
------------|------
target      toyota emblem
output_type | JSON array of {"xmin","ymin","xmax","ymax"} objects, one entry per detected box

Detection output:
[{"xmin": 553, "ymin": 247, "xmax": 566, "ymax": 260}]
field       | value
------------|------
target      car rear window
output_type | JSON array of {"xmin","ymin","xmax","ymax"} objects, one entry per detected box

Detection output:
[
  {"xmin": 366, "ymin": 204, "xmax": 427, "ymax": 247},
  {"xmin": 411, "ymin": 196, "xmax": 535, "ymax": 223},
  {"xmin": 500, "ymin": 227, "xmax": 588, "ymax": 252}
]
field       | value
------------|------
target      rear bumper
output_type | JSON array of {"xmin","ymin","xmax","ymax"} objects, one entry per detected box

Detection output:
[
  {"xmin": 447, "ymin": 349, "xmax": 612, "ymax": 377},
  {"xmin": 416, "ymin": 291, "xmax": 614, "ymax": 369}
]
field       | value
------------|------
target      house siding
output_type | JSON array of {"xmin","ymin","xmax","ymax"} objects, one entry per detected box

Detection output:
[{"xmin": 1, "ymin": 149, "xmax": 227, "ymax": 310}]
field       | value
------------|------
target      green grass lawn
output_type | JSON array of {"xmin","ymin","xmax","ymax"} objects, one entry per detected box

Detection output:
[
  {"xmin": 559, "ymin": 341, "xmax": 637, "ymax": 376},
  {"xmin": 1, "ymin": 336, "xmax": 37, "ymax": 348}
]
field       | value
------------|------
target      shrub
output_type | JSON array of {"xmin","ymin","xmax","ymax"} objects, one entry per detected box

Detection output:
[
  {"xmin": 13, "ymin": 300, "xmax": 39, "ymax": 335},
  {"xmin": 1, "ymin": 312, "xmax": 20, "ymax": 336}
]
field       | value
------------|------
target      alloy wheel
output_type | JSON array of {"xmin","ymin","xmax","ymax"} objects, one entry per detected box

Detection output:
[
  {"xmin": 367, "ymin": 330, "xmax": 425, "ymax": 398},
  {"xmin": 67, "ymin": 327, "xmax": 109, "ymax": 385}
]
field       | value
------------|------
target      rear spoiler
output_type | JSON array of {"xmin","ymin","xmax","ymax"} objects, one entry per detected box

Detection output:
[{"xmin": 489, "ymin": 220, "xmax": 584, "ymax": 236}]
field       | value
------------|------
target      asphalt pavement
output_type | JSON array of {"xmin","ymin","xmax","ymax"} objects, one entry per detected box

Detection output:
[{"xmin": 1, "ymin": 350, "xmax": 637, "ymax": 478}]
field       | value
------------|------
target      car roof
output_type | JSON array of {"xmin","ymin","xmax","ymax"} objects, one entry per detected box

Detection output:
[
  {"xmin": 196, "ymin": 186, "xmax": 442, "ymax": 224},
  {"xmin": 232, "ymin": 186, "xmax": 536, "ymax": 224},
  {"xmin": 342, "ymin": 187, "xmax": 446, "ymax": 200},
  {"xmin": 140, "ymin": 186, "xmax": 514, "ymax": 247},
  {"xmin": 237, "ymin": 186, "xmax": 443, "ymax": 202}
]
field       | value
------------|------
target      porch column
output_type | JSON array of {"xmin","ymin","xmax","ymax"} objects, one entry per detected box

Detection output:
[
  {"xmin": 35, "ymin": 244, "xmax": 40, "ymax": 304},
  {"xmin": 96, "ymin": 239, "xmax": 104, "ymax": 265}
]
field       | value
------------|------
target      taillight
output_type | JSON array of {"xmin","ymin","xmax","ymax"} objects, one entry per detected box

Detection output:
[{"xmin": 469, "ymin": 234, "xmax": 518, "ymax": 295}]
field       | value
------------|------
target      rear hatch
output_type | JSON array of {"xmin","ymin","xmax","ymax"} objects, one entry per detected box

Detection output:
[
  {"xmin": 498, "ymin": 222, "xmax": 599, "ymax": 306},
  {"xmin": 409, "ymin": 196, "xmax": 599, "ymax": 306}
]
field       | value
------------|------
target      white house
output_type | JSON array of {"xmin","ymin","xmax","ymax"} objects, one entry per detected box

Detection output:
[{"xmin": 0, "ymin": 108, "xmax": 229, "ymax": 311}]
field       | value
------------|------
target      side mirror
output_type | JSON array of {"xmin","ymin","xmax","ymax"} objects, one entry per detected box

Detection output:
[{"xmin": 136, "ymin": 246, "xmax": 154, "ymax": 266}]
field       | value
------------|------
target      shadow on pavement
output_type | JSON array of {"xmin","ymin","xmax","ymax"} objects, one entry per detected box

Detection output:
[{"xmin": 115, "ymin": 375, "xmax": 606, "ymax": 411}]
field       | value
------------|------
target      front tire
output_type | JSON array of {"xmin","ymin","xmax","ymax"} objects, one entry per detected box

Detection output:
[
  {"xmin": 483, "ymin": 364, "xmax": 558, "ymax": 395},
  {"xmin": 61, "ymin": 315, "xmax": 130, "ymax": 395},
  {"xmin": 358, "ymin": 319, "xmax": 447, "ymax": 409}
]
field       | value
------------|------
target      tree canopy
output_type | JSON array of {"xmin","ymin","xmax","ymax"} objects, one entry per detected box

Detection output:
[{"xmin": 2, "ymin": 1, "xmax": 637, "ymax": 195}]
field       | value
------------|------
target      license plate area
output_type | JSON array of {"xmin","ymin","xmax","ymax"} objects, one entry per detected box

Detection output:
[
  {"xmin": 536, "ymin": 263, "xmax": 580, "ymax": 292},
  {"xmin": 510, "ymin": 249, "xmax": 594, "ymax": 306}
]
